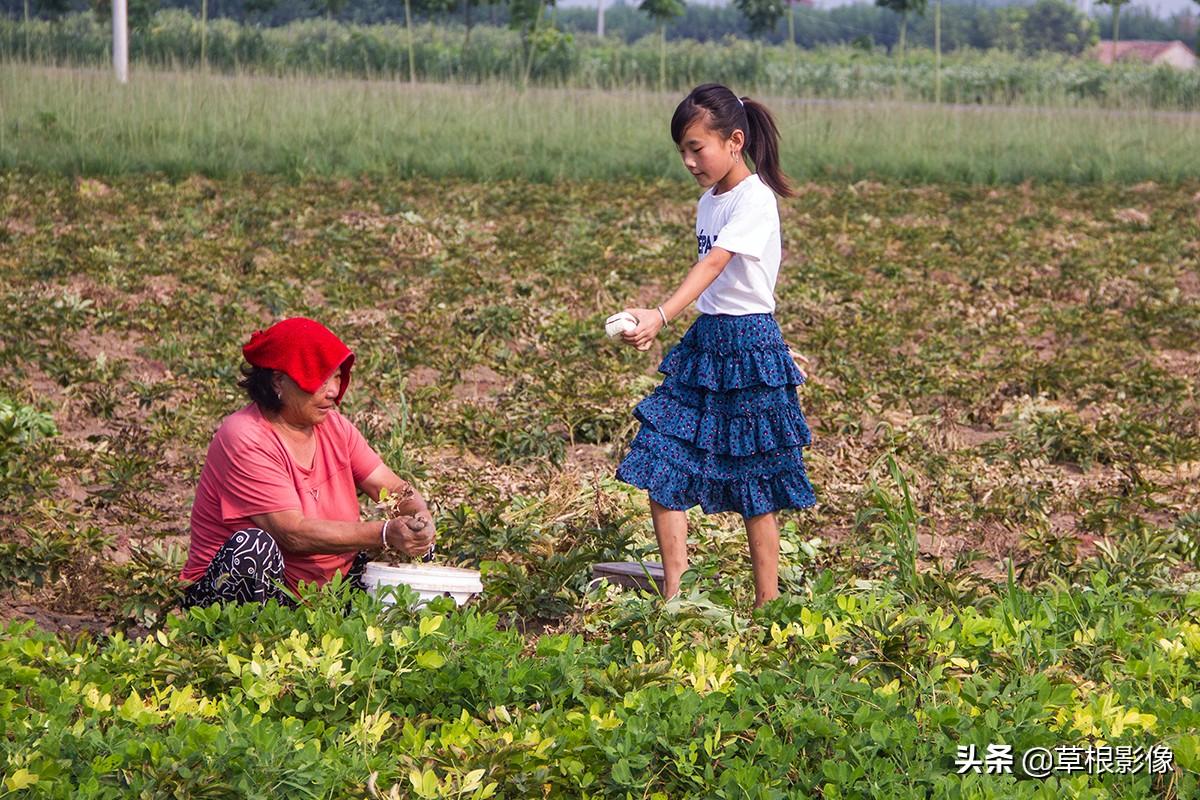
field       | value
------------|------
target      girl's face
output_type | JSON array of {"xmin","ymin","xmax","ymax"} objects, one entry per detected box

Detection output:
[{"xmin": 676, "ymin": 115, "xmax": 745, "ymax": 190}]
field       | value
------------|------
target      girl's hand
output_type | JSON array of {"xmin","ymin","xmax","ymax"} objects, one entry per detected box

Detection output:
[
  {"xmin": 620, "ymin": 308, "xmax": 663, "ymax": 351},
  {"xmin": 787, "ymin": 346, "xmax": 810, "ymax": 381}
]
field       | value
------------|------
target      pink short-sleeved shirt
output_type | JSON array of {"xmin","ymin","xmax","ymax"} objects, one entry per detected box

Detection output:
[{"xmin": 182, "ymin": 402, "xmax": 384, "ymax": 593}]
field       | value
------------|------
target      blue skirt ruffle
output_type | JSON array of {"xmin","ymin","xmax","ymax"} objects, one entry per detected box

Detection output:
[{"xmin": 616, "ymin": 313, "xmax": 817, "ymax": 517}]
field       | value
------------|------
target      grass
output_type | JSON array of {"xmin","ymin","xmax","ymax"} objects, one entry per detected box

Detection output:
[{"xmin": 3, "ymin": 62, "xmax": 1200, "ymax": 183}]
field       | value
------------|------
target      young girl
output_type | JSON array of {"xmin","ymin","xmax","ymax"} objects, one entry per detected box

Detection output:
[{"xmin": 615, "ymin": 83, "xmax": 815, "ymax": 608}]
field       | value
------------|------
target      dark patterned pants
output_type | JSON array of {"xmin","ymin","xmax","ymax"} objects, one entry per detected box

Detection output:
[{"xmin": 180, "ymin": 528, "xmax": 370, "ymax": 610}]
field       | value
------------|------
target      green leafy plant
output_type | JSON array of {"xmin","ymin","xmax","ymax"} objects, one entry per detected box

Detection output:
[
  {"xmin": 101, "ymin": 541, "xmax": 187, "ymax": 630},
  {"xmin": 1084, "ymin": 517, "xmax": 1182, "ymax": 592},
  {"xmin": 0, "ymin": 528, "xmax": 73, "ymax": 587},
  {"xmin": 0, "ymin": 398, "xmax": 59, "ymax": 506},
  {"xmin": 1015, "ymin": 521, "xmax": 1081, "ymax": 586}
]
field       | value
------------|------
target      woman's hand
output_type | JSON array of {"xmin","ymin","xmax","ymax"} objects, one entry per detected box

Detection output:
[
  {"xmin": 620, "ymin": 308, "xmax": 664, "ymax": 352},
  {"xmin": 387, "ymin": 511, "xmax": 436, "ymax": 557}
]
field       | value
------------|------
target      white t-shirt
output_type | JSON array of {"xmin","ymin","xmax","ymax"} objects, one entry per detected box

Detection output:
[{"xmin": 694, "ymin": 173, "xmax": 781, "ymax": 316}]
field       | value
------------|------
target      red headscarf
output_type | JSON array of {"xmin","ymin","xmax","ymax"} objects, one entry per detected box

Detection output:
[{"xmin": 242, "ymin": 318, "xmax": 354, "ymax": 405}]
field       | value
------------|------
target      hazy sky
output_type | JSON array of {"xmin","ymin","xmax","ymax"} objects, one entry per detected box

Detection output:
[
  {"xmin": 808, "ymin": 0, "xmax": 1197, "ymax": 12},
  {"xmin": 572, "ymin": 0, "xmax": 1198, "ymax": 17}
]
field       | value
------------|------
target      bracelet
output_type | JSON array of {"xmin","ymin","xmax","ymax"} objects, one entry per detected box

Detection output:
[
  {"xmin": 657, "ymin": 306, "xmax": 669, "ymax": 326},
  {"xmin": 380, "ymin": 518, "xmax": 391, "ymax": 551}
]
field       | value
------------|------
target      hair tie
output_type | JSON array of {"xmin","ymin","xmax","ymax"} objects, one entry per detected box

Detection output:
[{"xmin": 738, "ymin": 97, "xmax": 745, "ymax": 107}]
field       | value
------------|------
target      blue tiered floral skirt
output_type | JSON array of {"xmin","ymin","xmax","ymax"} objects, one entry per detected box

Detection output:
[{"xmin": 616, "ymin": 313, "xmax": 816, "ymax": 518}]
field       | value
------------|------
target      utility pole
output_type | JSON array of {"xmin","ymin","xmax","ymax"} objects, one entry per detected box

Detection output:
[
  {"xmin": 597, "ymin": 0, "xmax": 606, "ymax": 37},
  {"xmin": 201, "ymin": 0, "xmax": 208, "ymax": 70},
  {"xmin": 113, "ymin": 0, "xmax": 128, "ymax": 83},
  {"xmin": 934, "ymin": 0, "xmax": 941, "ymax": 103}
]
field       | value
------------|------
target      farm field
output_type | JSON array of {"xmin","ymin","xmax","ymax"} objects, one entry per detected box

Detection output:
[{"xmin": 1, "ymin": 97, "xmax": 1200, "ymax": 794}]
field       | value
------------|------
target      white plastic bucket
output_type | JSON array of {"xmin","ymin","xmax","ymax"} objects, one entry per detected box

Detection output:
[{"xmin": 362, "ymin": 562, "xmax": 483, "ymax": 607}]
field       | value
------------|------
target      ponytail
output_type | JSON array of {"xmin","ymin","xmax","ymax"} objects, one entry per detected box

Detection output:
[
  {"xmin": 740, "ymin": 97, "xmax": 794, "ymax": 199},
  {"xmin": 670, "ymin": 83, "xmax": 795, "ymax": 199}
]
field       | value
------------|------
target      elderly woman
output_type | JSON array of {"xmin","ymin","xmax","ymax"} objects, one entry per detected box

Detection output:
[{"xmin": 180, "ymin": 317, "xmax": 435, "ymax": 608}]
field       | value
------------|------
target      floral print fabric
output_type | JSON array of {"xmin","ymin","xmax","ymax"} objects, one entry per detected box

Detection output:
[{"xmin": 616, "ymin": 313, "xmax": 817, "ymax": 517}]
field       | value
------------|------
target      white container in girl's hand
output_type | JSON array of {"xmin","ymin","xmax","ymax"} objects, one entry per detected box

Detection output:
[
  {"xmin": 362, "ymin": 562, "xmax": 483, "ymax": 607},
  {"xmin": 605, "ymin": 311, "xmax": 638, "ymax": 338}
]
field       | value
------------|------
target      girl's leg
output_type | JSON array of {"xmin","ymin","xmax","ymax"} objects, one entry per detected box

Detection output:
[
  {"xmin": 650, "ymin": 498, "xmax": 688, "ymax": 599},
  {"xmin": 745, "ymin": 511, "xmax": 781, "ymax": 608}
]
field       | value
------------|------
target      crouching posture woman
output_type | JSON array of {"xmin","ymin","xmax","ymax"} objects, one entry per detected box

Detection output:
[{"xmin": 180, "ymin": 317, "xmax": 434, "ymax": 609}]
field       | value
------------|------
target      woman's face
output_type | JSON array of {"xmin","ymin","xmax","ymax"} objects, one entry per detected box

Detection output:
[{"xmin": 273, "ymin": 369, "xmax": 342, "ymax": 428}]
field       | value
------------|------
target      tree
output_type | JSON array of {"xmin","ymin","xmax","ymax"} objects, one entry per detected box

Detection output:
[
  {"xmin": 19, "ymin": 0, "xmax": 71, "ymax": 59},
  {"xmin": 201, "ymin": 0, "xmax": 208, "ymax": 68},
  {"xmin": 875, "ymin": 0, "xmax": 926, "ymax": 59},
  {"xmin": 933, "ymin": 0, "xmax": 939, "ymax": 100},
  {"xmin": 1095, "ymin": 0, "xmax": 1132, "ymax": 65},
  {"xmin": 638, "ymin": 0, "xmax": 684, "ymax": 91},
  {"xmin": 404, "ymin": 0, "xmax": 419, "ymax": 83},
  {"xmin": 734, "ymin": 0, "xmax": 783, "ymax": 88},
  {"xmin": 1021, "ymin": 0, "xmax": 1094, "ymax": 55},
  {"xmin": 243, "ymin": 0, "xmax": 281, "ymax": 23},
  {"xmin": 510, "ymin": 0, "xmax": 560, "ymax": 87},
  {"xmin": 91, "ymin": 0, "xmax": 159, "ymax": 32},
  {"xmin": 459, "ymin": 0, "xmax": 498, "ymax": 47},
  {"xmin": 401, "ymin": 0, "xmax": 455, "ymax": 83},
  {"xmin": 734, "ymin": 0, "xmax": 785, "ymax": 37},
  {"xmin": 981, "ymin": 6, "xmax": 1026, "ymax": 52},
  {"xmin": 38, "ymin": 0, "xmax": 73, "ymax": 18},
  {"xmin": 1194, "ymin": 0, "xmax": 1199, "ymax": 56},
  {"xmin": 314, "ymin": 0, "xmax": 349, "ymax": 19}
]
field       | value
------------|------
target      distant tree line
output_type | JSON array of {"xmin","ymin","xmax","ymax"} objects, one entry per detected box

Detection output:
[{"xmin": 1, "ymin": 0, "xmax": 1195, "ymax": 55}]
